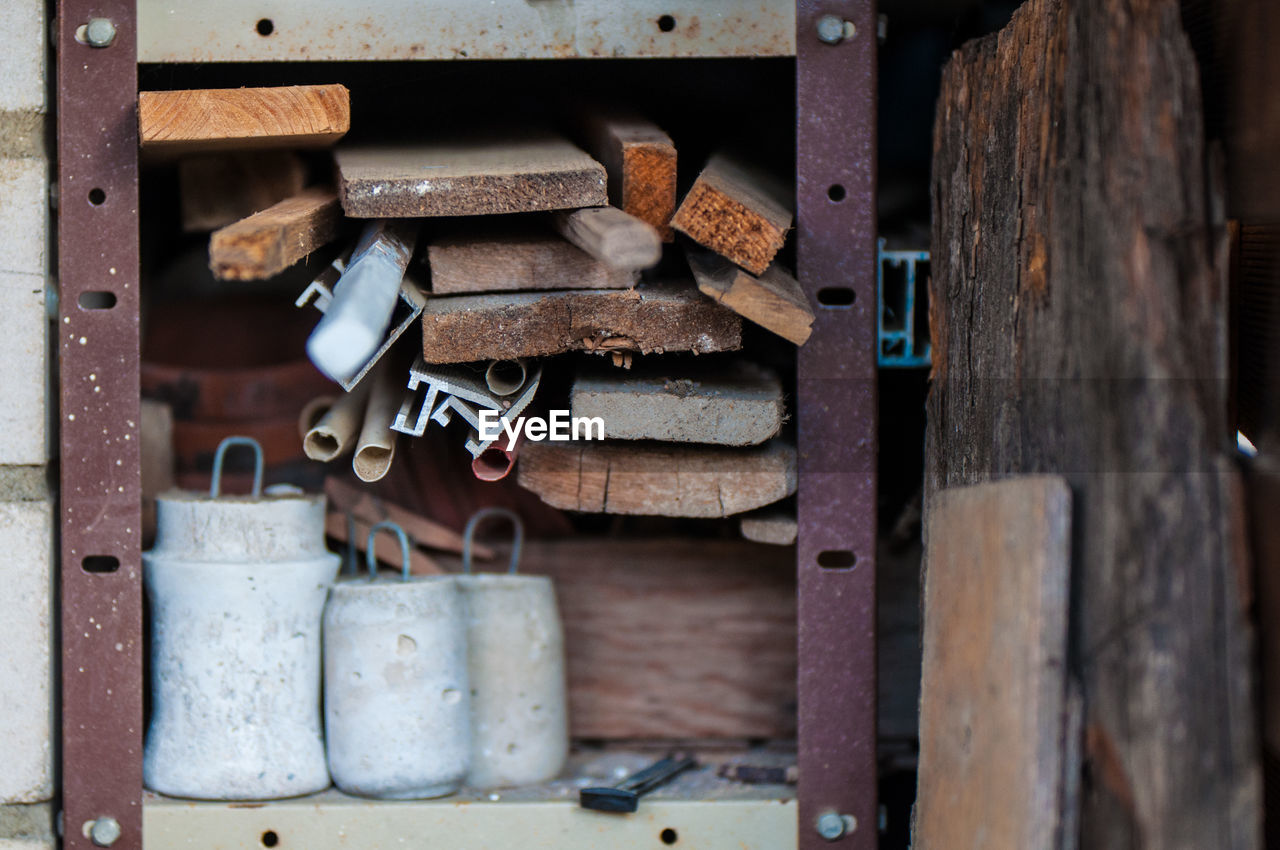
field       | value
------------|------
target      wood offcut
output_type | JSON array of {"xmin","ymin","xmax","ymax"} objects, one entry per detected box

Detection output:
[
  {"xmin": 686, "ymin": 249, "xmax": 813, "ymax": 345},
  {"xmin": 428, "ymin": 229, "xmax": 636, "ymax": 295},
  {"xmin": 570, "ymin": 362, "xmax": 784, "ymax": 445},
  {"xmin": 552, "ymin": 206, "xmax": 662, "ymax": 271},
  {"xmin": 138, "ymin": 84, "xmax": 350, "ymax": 156},
  {"xmin": 517, "ymin": 440, "xmax": 796, "ymax": 517},
  {"xmin": 209, "ymin": 187, "xmax": 341, "ymax": 280},
  {"xmin": 420, "ymin": 283, "xmax": 741, "ymax": 363},
  {"xmin": 671, "ymin": 152, "xmax": 793, "ymax": 275},
  {"xmin": 916, "ymin": 477, "xmax": 1074, "ymax": 850},
  {"xmin": 336, "ymin": 134, "xmax": 608, "ymax": 218},
  {"xmin": 578, "ymin": 111, "xmax": 678, "ymax": 240}
]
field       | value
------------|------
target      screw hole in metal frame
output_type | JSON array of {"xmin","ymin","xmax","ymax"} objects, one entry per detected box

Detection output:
[
  {"xmin": 816, "ymin": 287, "xmax": 856, "ymax": 307},
  {"xmin": 82, "ymin": 555, "xmax": 120, "ymax": 574},
  {"xmin": 87, "ymin": 187, "xmax": 106, "ymax": 206},
  {"xmin": 660, "ymin": 827, "xmax": 679, "ymax": 844},
  {"xmin": 817, "ymin": 550, "xmax": 857, "ymax": 569},
  {"xmin": 78, "ymin": 291, "xmax": 116, "ymax": 310},
  {"xmin": 827, "ymin": 183, "xmax": 846, "ymax": 202},
  {"xmin": 256, "ymin": 18, "xmax": 274, "ymax": 36},
  {"xmin": 260, "ymin": 830, "xmax": 279, "ymax": 847},
  {"xmin": 657, "ymin": 14, "xmax": 676, "ymax": 32}
]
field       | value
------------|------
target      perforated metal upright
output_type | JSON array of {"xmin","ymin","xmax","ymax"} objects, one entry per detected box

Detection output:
[{"xmin": 56, "ymin": 3, "xmax": 878, "ymax": 848}]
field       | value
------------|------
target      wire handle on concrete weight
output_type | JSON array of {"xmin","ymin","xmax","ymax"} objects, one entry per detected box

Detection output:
[
  {"xmin": 462, "ymin": 507, "xmax": 525, "ymax": 575},
  {"xmin": 366, "ymin": 520, "xmax": 412, "ymax": 583},
  {"xmin": 210, "ymin": 436, "xmax": 264, "ymax": 499}
]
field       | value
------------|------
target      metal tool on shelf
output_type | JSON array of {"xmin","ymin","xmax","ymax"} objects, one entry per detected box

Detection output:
[{"xmin": 579, "ymin": 756, "xmax": 699, "ymax": 813}]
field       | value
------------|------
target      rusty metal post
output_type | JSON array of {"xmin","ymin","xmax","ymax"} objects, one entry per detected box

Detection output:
[
  {"xmin": 796, "ymin": 1, "xmax": 878, "ymax": 848},
  {"xmin": 57, "ymin": 0, "xmax": 143, "ymax": 847}
]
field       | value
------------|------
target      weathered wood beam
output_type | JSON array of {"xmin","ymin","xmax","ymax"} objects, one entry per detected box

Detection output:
[{"xmin": 928, "ymin": 0, "xmax": 1259, "ymax": 846}]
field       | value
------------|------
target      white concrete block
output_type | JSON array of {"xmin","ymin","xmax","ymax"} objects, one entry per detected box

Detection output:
[
  {"xmin": 0, "ymin": 273, "xmax": 47, "ymax": 467},
  {"xmin": 0, "ymin": 0, "xmax": 46, "ymax": 115},
  {"xmin": 0, "ymin": 158, "xmax": 47, "ymax": 278},
  {"xmin": 0, "ymin": 804, "xmax": 53, "ymax": 850},
  {"xmin": 0, "ymin": 500, "xmax": 54, "ymax": 803}
]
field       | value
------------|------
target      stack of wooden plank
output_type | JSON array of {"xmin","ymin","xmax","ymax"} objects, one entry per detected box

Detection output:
[{"xmin": 142, "ymin": 84, "xmax": 813, "ymax": 525}]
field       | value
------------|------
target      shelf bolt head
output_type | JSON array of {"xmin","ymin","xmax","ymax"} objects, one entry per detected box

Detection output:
[
  {"xmin": 816, "ymin": 811, "xmax": 857, "ymax": 841},
  {"xmin": 83, "ymin": 18, "xmax": 116, "ymax": 47},
  {"xmin": 816, "ymin": 15, "xmax": 856, "ymax": 44},
  {"xmin": 89, "ymin": 817, "xmax": 121, "ymax": 847}
]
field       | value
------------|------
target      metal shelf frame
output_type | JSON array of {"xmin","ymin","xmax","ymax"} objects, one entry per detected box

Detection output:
[{"xmin": 56, "ymin": 2, "xmax": 877, "ymax": 847}]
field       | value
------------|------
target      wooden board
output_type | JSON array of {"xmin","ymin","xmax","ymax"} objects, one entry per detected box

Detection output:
[
  {"xmin": 686, "ymin": 249, "xmax": 813, "ymax": 345},
  {"xmin": 420, "ymin": 283, "xmax": 741, "ymax": 363},
  {"xmin": 427, "ymin": 228, "xmax": 636, "ymax": 294},
  {"xmin": 915, "ymin": 477, "xmax": 1073, "ymax": 850},
  {"xmin": 138, "ymin": 84, "xmax": 349, "ymax": 156},
  {"xmin": 552, "ymin": 206, "xmax": 662, "ymax": 271},
  {"xmin": 208, "ymin": 187, "xmax": 341, "ymax": 280},
  {"xmin": 434, "ymin": 539, "xmax": 796, "ymax": 739},
  {"xmin": 179, "ymin": 152, "xmax": 307, "ymax": 232},
  {"xmin": 670, "ymin": 153, "xmax": 792, "ymax": 276},
  {"xmin": 570, "ymin": 362, "xmax": 783, "ymax": 445},
  {"xmin": 579, "ymin": 111, "xmax": 678, "ymax": 240},
  {"xmin": 739, "ymin": 510, "xmax": 796, "ymax": 546},
  {"xmin": 325, "ymin": 511, "xmax": 443, "ymax": 576},
  {"xmin": 517, "ymin": 440, "xmax": 795, "ymax": 517},
  {"xmin": 929, "ymin": 0, "xmax": 1260, "ymax": 845},
  {"xmin": 336, "ymin": 134, "xmax": 607, "ymax": 218}
]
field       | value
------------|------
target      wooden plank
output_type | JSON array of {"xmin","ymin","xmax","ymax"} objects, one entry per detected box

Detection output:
[
  {"xmin": 670, "ymin": 152, "xmax": 792, "ymax": 275},
  {"xmin": 179, "ymin": 152, "xmax": 307, "ymax": 232},
  {"xmin": 427, "ymin": 228, "xmax": 636, "ymax": 295},
  {"xmin": 208, "ymin": 187, "xmax": 341, "ymax": 280},
  {"xmin": 738, "ymin": 510, "xmax": 796, "ymax": 545},
  {"xmin": 1245, "ymin": 457, "xmax": 1280, "ymax": 754},
  {"xmin": 324, "ymin": 511, "xmax": 444, "ymax": 576},
  {"xmin": 138, "ymin": 84, "xmax": 350, "ymax": 156},
  {"xmin": 336, "ymin": 134, "xmax": 607, "ymax": 218},
  {"xmin": 552, "ymin": 206, "xmax": 662, "ymax": 271},
  {"xmin": 929, "ymin": 0, "xmax": 1260, "ymax": 845},
  {"xmin": 323, "ymin": 477, "xmax": 491, "ymax": 559},
  {"xmin": 915, "ymin": 477, "xmax": 1074, "ymax": 850},
  {"xmin": 433, "ymin": 539, "xmax": 797, "ymax": 740},
  {"xmin": 517, "ymin": 440, "xmax": 795, "ymax": 517},
  {"xmin": 686, "ymin": 249, "xmax": 813, "ymax": 345},
  {"xmin": 578, "ymin": 111, "xmax": 678, "ymax": 240},
  {"xmin": 420, "ymin": 283, "xmax": 741, "ymax": 363},
  {"xmin": 570, "ymin": 362, "xmax": 783, "ymax": 445}
]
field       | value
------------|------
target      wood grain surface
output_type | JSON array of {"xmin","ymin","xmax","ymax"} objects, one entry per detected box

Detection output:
[
  {"xmin": 139, "ymin": 84, "xmax": 349, "ymax": 155},
  {"xmin": 916, "ymin": 477, "xmax": 1073, "ymax": 850},
  {"xmin": 420, "ymin": 283, "xmax": 741, "ymax": 362},
  {"xmin": 518, "ymin": 439, "xmax": 796, "ymax": 517}
]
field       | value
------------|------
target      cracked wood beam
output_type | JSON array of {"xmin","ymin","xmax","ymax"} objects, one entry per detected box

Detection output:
[
  {"xmin": 517, "ymin": 440, "xmax": 795, "ymax": 517},
  {"xmin": 420, "ymin": 283, "xmax": 741, "ymax": 363}
]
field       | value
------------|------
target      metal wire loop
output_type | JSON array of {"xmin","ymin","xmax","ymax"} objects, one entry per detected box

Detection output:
[
  {"xmin": 210, "ymin": 436, "xmax": 264, "ymax": 499},
  {"xmin": 365, "ymin": 520, "xmax": 412, "ymax": 583},
  {"xmin": 462, "ymin": 507, "xmax": 525, "ymax": 575}
]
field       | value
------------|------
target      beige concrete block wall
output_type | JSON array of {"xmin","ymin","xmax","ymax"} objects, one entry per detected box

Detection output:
[
  {"xmin": 0, "ymin": 804, "xmax": 54, "ymax": 850},
  {"xmin": 0, "ymin": 0, "xmax": 56, "ymax": 813}
]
